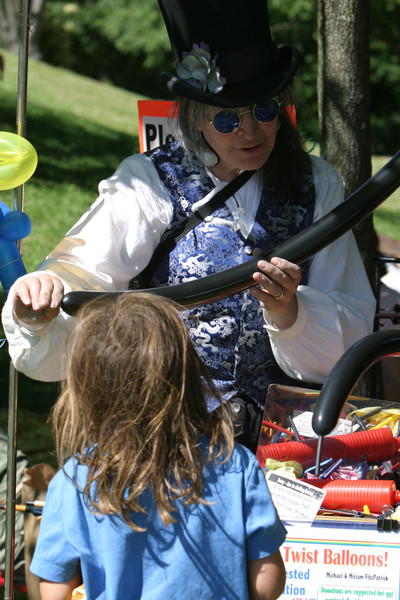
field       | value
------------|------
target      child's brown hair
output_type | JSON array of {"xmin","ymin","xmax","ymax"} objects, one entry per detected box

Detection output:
[{"xmin": 52, "ymin": 292, "xmax": 234, "ymax": 530}]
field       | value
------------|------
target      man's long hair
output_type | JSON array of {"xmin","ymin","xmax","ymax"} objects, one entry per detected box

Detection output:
[{"xmin": 52, "ymin": 292, "xmax": 234, "ymax": 530}]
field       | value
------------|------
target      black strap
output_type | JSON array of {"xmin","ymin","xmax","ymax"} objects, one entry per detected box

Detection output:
[
  {"xmin": 137, "ymin": 169, "xmax": 255, "ymax": 288},
  {"xmin": 173, "ymin": 169, "xmax": 255, "ymax": 243}
]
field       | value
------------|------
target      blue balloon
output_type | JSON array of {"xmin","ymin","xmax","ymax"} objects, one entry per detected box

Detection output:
[
  {"xmin": 0, "ymin": 201, "xmax": 31, "ymax": 293},
  {"xmin": 0, "ymin": 201, "xmax": 11, "ymax": 216},
  {"xmin": 0, "ymin": 211, "xmax": 31, "ymax": 241},
  {"xmin": 0, "ymin": 238, "xmax": 28, "ymax": 293}
]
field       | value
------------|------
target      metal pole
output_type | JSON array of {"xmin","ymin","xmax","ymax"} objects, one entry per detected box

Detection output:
[{"xmin": 4, "ymin": 1, "xmax": 31, "ymax": 598}]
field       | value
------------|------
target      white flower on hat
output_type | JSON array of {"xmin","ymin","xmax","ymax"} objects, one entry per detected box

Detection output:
[{"xmin": 176, "ymin": 42, "xmax": 226, "ymax": 94}]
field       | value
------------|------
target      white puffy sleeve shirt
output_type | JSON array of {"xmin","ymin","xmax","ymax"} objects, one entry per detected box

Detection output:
[{"xmin": 2, "ymin": 154, "xmax": 376, "ymax": 382}]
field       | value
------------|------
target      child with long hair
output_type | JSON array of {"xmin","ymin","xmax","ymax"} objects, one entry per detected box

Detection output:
[{"xmin": 30, "ymin": 292, "xmax": 287, "ymax": 600}]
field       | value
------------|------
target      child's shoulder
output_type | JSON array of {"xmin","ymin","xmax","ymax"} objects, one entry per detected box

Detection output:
[
  {"xmin": 203, "ymin": 443, "xmax": 273, "ymax": 511},
  {"xmin": 205, "ymin": 440, "xmax": 262, "ymax": 480},
  {"xmin": 231, "ymin": 442, "xmax": 262, "ymax": 474}
]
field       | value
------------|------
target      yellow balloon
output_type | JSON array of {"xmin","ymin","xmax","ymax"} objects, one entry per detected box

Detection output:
[{"xmin": 0, "ymin": 132, "xmax": 38, "ymax": 191}]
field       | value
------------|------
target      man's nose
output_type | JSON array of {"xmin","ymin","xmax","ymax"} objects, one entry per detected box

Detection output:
[{"xmin": 237, "ymin": 110, "xmax": 258, "ymax": 135}]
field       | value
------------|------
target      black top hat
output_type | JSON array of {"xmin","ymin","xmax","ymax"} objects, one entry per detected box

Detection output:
[{"xmin": 157, "ymin": 0, "xmax": 300, "ymax": 108}]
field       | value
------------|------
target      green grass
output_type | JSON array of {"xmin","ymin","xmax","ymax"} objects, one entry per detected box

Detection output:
[{"xmin": 370, "ymin": 156, "xmax": 400, "ymax": 242}]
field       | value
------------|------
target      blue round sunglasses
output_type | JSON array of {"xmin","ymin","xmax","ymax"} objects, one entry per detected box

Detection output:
[{"xmin": 208, "ymin": 98, "xmax": 281, "ymax": 134}]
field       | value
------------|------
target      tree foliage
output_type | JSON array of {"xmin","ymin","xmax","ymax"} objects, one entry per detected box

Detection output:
[
  {"xmin": 39, "ymin": 0, "xmax": 173, "ymax": 96},
  {"xmin": 369, "ymin": 0, "xmax": 400, "ymax": 154},
  {"xmin": 88, "ymin": 0, "xmax": 171, "ymax": 68}
]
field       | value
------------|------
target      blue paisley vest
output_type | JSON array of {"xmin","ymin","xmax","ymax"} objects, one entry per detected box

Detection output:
[{"xmin": 133, "ymin": 141, "xmax": 315, "ymax": 406}]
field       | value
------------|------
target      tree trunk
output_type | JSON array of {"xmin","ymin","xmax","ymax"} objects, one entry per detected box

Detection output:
[
  {"xmin": 0, "ymin": 0, "xmax": 45, "ymax": 58},
  {"xmin": 0, "ymin": 0, "xmax": 19, "ymax": 53},
  {"xmin": 318, "ymin": 1, "xmax": 371, "ymax": 186},
  {"xmin": 317, "ymin": 0, "xmax": 381, "ymax": 283},
  {"xmin": 318, "ymin": 0, "xmax": 384, "ymax": 398}
]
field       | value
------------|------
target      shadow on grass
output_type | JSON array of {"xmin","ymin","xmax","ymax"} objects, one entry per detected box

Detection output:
[{"xmin": 0, "ymin": 92, "xmax": 139, "ymax": 190}]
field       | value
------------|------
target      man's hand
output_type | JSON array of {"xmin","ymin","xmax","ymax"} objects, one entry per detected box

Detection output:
[
  {"xmin": 11, "ymin": 273, "xmax": 64, "ymax": 326},
  {"xmin": 251, "ymin": 257, "xmax": 301, "ymax": 330}
]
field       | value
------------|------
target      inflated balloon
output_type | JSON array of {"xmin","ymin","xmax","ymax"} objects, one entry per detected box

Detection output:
[
  {"xmin": 0, "ymin": 201, "xmax": 31, "ymax": 293},
  {"xmin": 0, "ymin": 210, "xmax": 31, "ymax": 241},
  {"xmin": 0, "ymin": 132, "xmax": 38, "ymax": 191}
]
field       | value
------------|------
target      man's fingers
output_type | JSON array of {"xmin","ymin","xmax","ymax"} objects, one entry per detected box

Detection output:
[{"xmin": 11, "ymin": 275, "xmax": 64, "ymax": 325}]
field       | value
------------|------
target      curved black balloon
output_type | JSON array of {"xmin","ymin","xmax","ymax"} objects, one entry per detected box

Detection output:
[
  {"xmin": 62, "ymin": 151, "xmax": 400, "ymax": 315},
  {"xmin": 312, "ymin": 329, "xmax": 400, "ymax": 437}
]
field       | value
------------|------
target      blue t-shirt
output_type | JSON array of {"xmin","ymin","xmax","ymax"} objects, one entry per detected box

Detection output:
[{"xmin": 30, "ymin": 443, "xmax": 286, "ymax": 600}]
